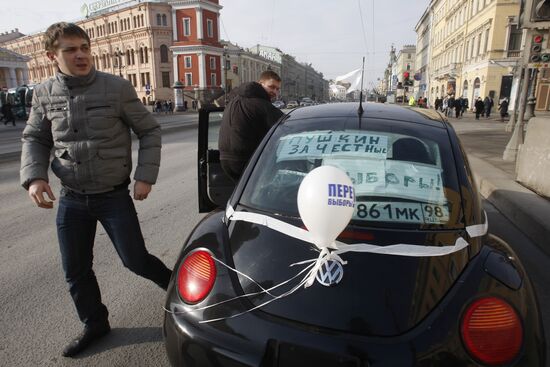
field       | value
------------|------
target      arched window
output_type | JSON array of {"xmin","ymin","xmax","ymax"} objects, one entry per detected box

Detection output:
[
  {"xmin": 162, "ymin": 14, "xmax": 167, "ymax": 26},
  {"xmin": 463, "ymin": 80, "xmax": 469, "ymax": 98},
  {"xmin": 131, "ymin": 49, "xmax": 135, "ymax": 65},
  {"xmin": 160, "ymin": 45, "xmax": 169, "ymax": 63},
  {"xmin": 144, "ymin": 47, "xmax": 148, "ymax": 63},
  {"xmin": 157, "ymin": 14, "xmax": 162, "ymax": 26},
  {"xmin": 139, "ymin": 48, "xmax": 144, "ymax": 64},
  {"xmin": 126, "ymin": 50, "xmax": 131, "ymax": 65}
]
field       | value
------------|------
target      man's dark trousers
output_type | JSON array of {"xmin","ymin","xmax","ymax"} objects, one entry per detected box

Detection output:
[{"xmin": 56, "ymin": 186, "xmax": 171, "ymax": 327}]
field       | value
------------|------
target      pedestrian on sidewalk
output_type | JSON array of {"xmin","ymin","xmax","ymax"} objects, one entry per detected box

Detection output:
[
  {"xmin": 20, "ymin": 22, "xmax": 171, "ymax": 358},
  {"xmin": 499, "ymin": 98, "xmax": 509, "ymax": 122},
  {"xmin": 475, "ymin": 97, "xmax": 484, "ymax": 120},
  {"xmin": 484, "ymin": 96, "xmax": 493, "ymax": 118},
  {"xmin": 219, "ymin": 70, "xmax": 283, "ymax": 182},
  {"xmin": 455, "ymin": 96, "xmax": 462, "ymax": 118},
  {"xmin": 3, "ymin": 101, "xmax": 16, "ymax": 126},
  {"xmin": 461, "ymin": 97, "xmax": 468, "ymax": 116}
]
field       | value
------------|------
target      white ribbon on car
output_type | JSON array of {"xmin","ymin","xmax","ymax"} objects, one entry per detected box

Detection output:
[{"xmin": 164, "ymin": 206, "xmax": 487, "ymax": 323}]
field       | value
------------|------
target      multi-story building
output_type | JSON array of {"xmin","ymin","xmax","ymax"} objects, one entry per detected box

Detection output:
[
  {"xmin": 249, "ymin": 45, "xmax": 328, "ymax": 102},
  {"xmin": 426, "ymin": 0, "xmax": 521, "ymax": 108},
  {"xmin": 221, "ymin": 41, "xmax": 281, "ymax": 98},
  {"xmin": 0, "ymin": 47, "xmax": 29, "ymax": 89},
  {"xmin": 1, "ymin": 0, "xmax": 328, "ymax": 107},
  {"xmin": 168, "ymin": 0, "xmax": 225, "ymax": 107},
  {"xmin": 396, "ymin": 45, "xmax": 417, "ymax": 102},
  {"xmin": 414, "ymin": 9, "xmax": 432, "ymax": 100},
  {"xmin": 2, "ymin": 0, "xmax": 175, "ymax": 104}
]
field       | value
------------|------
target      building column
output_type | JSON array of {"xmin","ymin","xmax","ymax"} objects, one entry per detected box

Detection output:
[
  {"xmin": 22, "ymin": 68, "xmax": 29, "ymax": 84},
  {"xmin": 173, "ymin": 54, "xmax": 179, "ymax": 83},
  {"xmin": 172, "ymin": 9, "xmax": 178, "ymax": 41},
  {"xmin": 198, "ymin": 52, "xmax": 206, "ymax": 88},
  {"xmin": 196, "ymin": 8, "xmax": 203, "ymax": 40},
  {"xmin": 8, "ymin": 68, "xmax": 17, "ymax": 88}
]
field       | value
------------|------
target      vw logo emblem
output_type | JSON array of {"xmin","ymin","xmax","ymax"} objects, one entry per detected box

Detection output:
[{"xmin": 316, "ymin": 259, "xmax": 344, "ymax": 286}]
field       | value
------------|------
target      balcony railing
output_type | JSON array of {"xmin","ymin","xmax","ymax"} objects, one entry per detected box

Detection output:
[
  {"xmin": 507, "ymin": 50, "xmax": 521, "ymax": 58},
  {"xmin": 433, "ymin": 62, "xmax": 461, "ymax": 79}
]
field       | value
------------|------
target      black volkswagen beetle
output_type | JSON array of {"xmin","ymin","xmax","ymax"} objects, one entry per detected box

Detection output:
[{"xmin": 163, "ymin": 103, "xmax": 545, "ymax": 366}]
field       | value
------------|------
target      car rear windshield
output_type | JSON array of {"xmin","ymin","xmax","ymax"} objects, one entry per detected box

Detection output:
[{"xmin": 239, "ymin": 118, "xmax": 464, "ymax": 229}]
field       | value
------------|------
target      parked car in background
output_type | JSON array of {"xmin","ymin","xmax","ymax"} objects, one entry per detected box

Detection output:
[
  {"xmin": 286, "ymin": 100, "xmax": 299, "ymax": 109},
  {"xmin": 300, "ymin": 97, "xmax": 314, "ymax": 106},
  {"xmin": 272, "ymin": 100, "xmax": 285, "ymax": 109},
  {"xmin": 164, "ymin": 103, "xmax": 546, "ymax": 367}
]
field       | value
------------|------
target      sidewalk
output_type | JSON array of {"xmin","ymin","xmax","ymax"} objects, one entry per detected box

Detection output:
[
  {"xmin": 0, "ymin": 110, "xmax": 199, "ymax": 161},
  {"xmin": 448, "ymin": 112, "xmax": 550, "ymax": 256}
]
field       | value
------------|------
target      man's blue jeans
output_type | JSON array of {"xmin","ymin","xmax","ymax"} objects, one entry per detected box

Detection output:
[{"xmin": 56, "ymin": 187, "xmax": 171, "ymax": 327}]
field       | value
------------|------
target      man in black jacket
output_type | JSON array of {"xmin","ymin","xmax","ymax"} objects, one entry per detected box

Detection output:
[{"xmin": 219, "ymin": 70, "xmax": 284, "ymax": 181}]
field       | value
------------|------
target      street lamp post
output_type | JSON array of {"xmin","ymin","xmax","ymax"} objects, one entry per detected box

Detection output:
[
  {"xmin": 113, "ymin": 50, "xmax": 124, "ymax": 77},
  {"xmin": 223, "ymin": 46, "xmax": 228, "ymax": 105}
]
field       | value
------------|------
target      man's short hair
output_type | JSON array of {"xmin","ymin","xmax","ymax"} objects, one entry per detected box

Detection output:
[
  {"xmin": 44, "ymin": 22, "xmax": 90, "ymax": 52},
  {"xmin": 259, "ymin": 70, "xmax": 281, "ymax": 82}
]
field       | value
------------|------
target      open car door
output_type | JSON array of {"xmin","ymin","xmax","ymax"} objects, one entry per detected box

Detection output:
[{"xmin": 197, "ymin": 106, "xmax": 236, "ymax": 213}]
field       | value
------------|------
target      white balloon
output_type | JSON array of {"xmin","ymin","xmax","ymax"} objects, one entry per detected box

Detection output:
[{"xmin": 297, "ymin": 165, "xmax": 355, "ymax": 248}]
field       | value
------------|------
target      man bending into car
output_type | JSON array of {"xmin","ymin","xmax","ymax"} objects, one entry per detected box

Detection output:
[
  {"xmin": 20, "ymin": 22, "xmax": 172, "ymax": 357},
  {"xmin": 218, "ymin": 70, "xmax": 284, "ymax": 181}
]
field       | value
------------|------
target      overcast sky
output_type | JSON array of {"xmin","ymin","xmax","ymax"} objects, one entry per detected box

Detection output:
[{"xmin": 1, "ymin": 0, "xmax": 429, "ymax": 86}]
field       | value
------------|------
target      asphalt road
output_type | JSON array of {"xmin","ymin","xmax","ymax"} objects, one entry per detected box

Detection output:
[
  {"xmin": 0, "ymin": 126, "xmax": 202, "ymax": 366},
  {"xmin": 0, "ymin": 119, "xmax": 548, "ymax": 366}
]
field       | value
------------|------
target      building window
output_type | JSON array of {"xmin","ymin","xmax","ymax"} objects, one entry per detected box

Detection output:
[
  {"xmin": 207, "ymin": 19, "xmax": 213, "ymax": 38},
  {"xmin": 139, "ymin": 48, "xmax": 144, "ymax": 64},
  {"xmin": 144, "ymin": 47, "xmax": 148, "ymax": 63},
  {"xmin": 483, "ymin": 29, "xmax": 489, "ymax": 54},
  {"xmin": 184, "ymin": 56, "xmax": 192, "ymax": 68},
  {"xmin": 162, "ymin": 72, "xmax": 171, "ymax": 88},
  {"xmin": 210, "ymin": 56, "xmax": 216, "ymax": 70},
  {"xmin": 185, "ymin": 73, "xmax": 192, "ymax": 86},
  {"xmin": 162, "ymin": 14, "xmax": 167, "ymax": 26},
  {"xmin": 508, "ymin": 24, "xmax": 522, "ymax": 50},
  {"xmin": 210, "ymin": 73, "xmax": 216, "ymax": 86},
  {"xmin": 183, "ymin": 18, "xmax": 191, "ymax": 36},
  {"xmin": 160, "ymin": 45, "xmax": 169, "ymax": 63},
  {"xmin": 157, "ymin": 14, "xmax": 162, "ymax": 26}
]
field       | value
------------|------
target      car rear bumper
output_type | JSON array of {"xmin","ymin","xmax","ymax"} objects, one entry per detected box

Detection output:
[{"xmin": 163, "ymin": 245, "xmax": 545, "ymax": 367}]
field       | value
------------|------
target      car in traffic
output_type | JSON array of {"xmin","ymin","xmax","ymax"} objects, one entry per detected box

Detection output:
[
  {"xmin": 286, "ymin": 100, "xmax": 299, "ymax": 109},
  {"xmin": 272, "ymin": 100, "xmax": 285, "ymax": 109},
  {"xmin": 300, "ymin": 97, "xmax": 314, "ymax": 106},
  {"xmin": 164, "ymin": 102, "xmax": 546, "ymax": 366}
]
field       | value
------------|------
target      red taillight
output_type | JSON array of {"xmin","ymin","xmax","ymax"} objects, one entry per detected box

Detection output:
[
  {"xmin": 461, "ymin": 297, "xmax": 523, "ymax": 365},
  {"xmin": 177, "ymin": 250, "xmax": 216, "ymax": 304}
]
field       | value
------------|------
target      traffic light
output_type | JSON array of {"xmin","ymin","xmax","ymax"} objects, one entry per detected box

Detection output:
[
  {"xmin": 403, "ymin": 71, "xmax": 412, "ymax": 86},
  {"xmin": 530, "ymin": 34, "xmax": 544, "ymax": 62}
]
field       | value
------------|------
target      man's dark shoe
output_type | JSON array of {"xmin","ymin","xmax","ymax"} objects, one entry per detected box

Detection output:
[{"xmin": 62, "ymin": 322, "xmax": 111, "ymax": 357}]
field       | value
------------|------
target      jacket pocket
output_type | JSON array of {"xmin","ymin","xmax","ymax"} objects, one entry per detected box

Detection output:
[
  {"xmin": 47, "ymin": 104, "xmax": 69, "ymax": 131},
  {"xmin": 96, "ymin": 148, "xmax": 131, "ymax": 184},
  {"xmin": 51, "ymin": 149, "xmax": 76, "ymax": 186},
  {"xmin": 86, "ymin": 104, "xmax": 118, "ymax": 130}
]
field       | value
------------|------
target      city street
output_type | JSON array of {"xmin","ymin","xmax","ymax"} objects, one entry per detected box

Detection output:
[{"xmin": 0, "ymin": 110, "xmax": 549, "ymax": 366}]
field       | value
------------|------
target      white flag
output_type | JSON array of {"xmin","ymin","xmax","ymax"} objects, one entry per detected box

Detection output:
[{"xmin": 335, "ymin": 68, "xmax": 362, "ymax": 94}]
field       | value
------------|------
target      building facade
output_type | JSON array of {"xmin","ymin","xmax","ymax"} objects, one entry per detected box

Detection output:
[
  {"xmin": 414, "ymin": 9, "xmax": 432, "ymax": 100},
  {"xmin": 396, "ymin": 45, "xmax": 417, "ymax": 102},
  {"xmin": 426, "ymin": 0, "xmax": 521, "ymax": 109},
  {"xmin": 0, "ymin": 47, "xmax": 29, "ymax": 89},
  {"xmin": 249, "ymin": 45, "xmax": 328, "ymax": 102},
  {"xmin": 2, "ymin": 0, "xmax": 175, "ymax": 104},
  {"xmin": 168, "ymin": 0, "xmax": 225, "ymax": 107},
  {"xmin": 1, "ymin": 0, "xmax": 328, "ymax": 108},
  {"xmin": 221, "ymin": 41, "xmax": 281, "ymax": 98}
]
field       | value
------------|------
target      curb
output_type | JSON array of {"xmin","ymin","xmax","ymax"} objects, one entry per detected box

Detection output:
[{"xmin": 468, "ymin": 155, "xmax": 550, "ymax": 257}]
